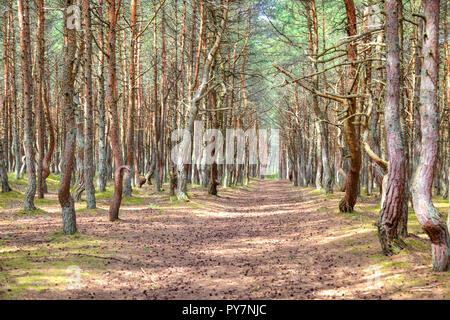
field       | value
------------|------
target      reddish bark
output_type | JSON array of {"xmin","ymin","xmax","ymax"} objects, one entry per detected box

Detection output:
[
  {"xmin": 36, "ymin": 0, "xmax": 45, "ymax": 198},
  {"xmin": 339, "ymin": 0, "xmax": 361, "ymax": 213},
  {"xmin": 106, "ymin": 0, "xmax": 128, "ymax": 221}
]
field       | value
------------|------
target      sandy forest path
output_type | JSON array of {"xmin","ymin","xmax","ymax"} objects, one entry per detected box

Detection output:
[{"xmin": 1, "ymin": 179, "xmax": 448, "ymax": 299}]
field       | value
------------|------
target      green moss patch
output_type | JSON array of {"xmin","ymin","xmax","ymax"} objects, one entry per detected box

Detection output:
[
  {"xmin": 0, "ymin": 191, "xmax": 24, "ymax": 208},
  {"xmin": 0, "ymin": 231, "xmax": 112, "ymax": 299},
  {"xmin": 16, "ymin": 208, "xmax": 48, "ymax": 216}
]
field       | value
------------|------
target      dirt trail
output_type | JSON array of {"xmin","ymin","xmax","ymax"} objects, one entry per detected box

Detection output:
[{"xmin": 1, "ymin": 179, "xmax": 448, "ymax": 299}]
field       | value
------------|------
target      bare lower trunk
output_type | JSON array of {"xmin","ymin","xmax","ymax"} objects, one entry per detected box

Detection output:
[
  {"xmin": 0, "ymin": 141, "xmax": 11, "ymax": 192},
  {"xmin": 339, "ymin": 103, "xmax": 361, "ymax": 212},
  {"xmin": 176, "ymin": 164, "xmax": 188, "ymax": 200},
  {"xmin": 41, "ymin": 86, "xmax": 55, "ymax": 191}
]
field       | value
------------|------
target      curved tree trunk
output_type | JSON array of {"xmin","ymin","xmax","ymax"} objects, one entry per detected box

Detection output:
[
  {"xmin": 411, "ymin": 0, "xmax": 449, "ymax": 272},
  {"xmin": 41, "ymin": 86, "xmax": 55, "ymax": 188}
]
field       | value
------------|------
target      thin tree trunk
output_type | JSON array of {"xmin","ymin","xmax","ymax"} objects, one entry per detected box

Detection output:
[
  {"xmin": 123, "ymin": 0, "xmax": 138, "ymax": 198},
  {"xmin": 97, "ymin": 0, "xmax": 108, "ymax": 192},
  {"xmin": 41, "ymin": 85, "xmax": 55, "ymax": 189},
  {"xmin": 82, "ymin": 0, "xmax": 96, "ymax": 209},
  {"xmin": 1, "ymin": 7, "xmax": 11, "ymax": 193},
  {"xmin": 36, "ymin": 0, "xmax": 45, "ymax": 198}
]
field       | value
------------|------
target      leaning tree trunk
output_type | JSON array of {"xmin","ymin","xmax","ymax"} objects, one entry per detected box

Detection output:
[
  {"xmin": 377, "ymin": 0, "xmax": 406, "ymax": 255},
  {"xmin": 17, "ymin": 0, "xmax": 36, "ymax": 212},
  {"xmin": 411, "ymin": 0, "xmax": 449, "ymax": 272},
  {"xmin": 41, "ymin": 86, "xmax": 55, "ymax": 190},
  {"xmin": 58, "ymin": 0, "xmax": 78, "ymax": 235}
]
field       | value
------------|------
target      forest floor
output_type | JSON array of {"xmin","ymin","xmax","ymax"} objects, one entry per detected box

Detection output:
[{"xmin": 0, "ymin": 174, "xmax": 449, "ymax": 300}]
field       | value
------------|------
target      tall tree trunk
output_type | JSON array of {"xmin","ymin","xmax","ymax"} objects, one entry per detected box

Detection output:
[
  {"xmin": 123, "ymin": 0, "xmax": 138, "ymax": 197},
  {"xmin": 411, "ymin": 0, "xmax": 449, "ymax": 271},
  {"xmin": 8, "ymin": 1, "xmax": 20, "ymax": 180},
  {"xmin": 306, "ymin": 0, "xmax": 332, "ymax": 194},
  {"xmin": 106, "ymin": 0, "xmax": 129, "ymax": 221},
  {"xmin": 82, "ymin": 0, "xmax": 96, "ymax": 209},
  {"xmin": 339, "ymin": 0, "xmax": 361, "ymax": 213},
  {"xmin": 1, "ymin": 7, "xmax": 11, "ymax": 193},
  {"xmin": 36, "ymin": 0, "xmax": 45, "ymax": 198},
  {"xmin": 377, "ymin": 0, "xmax": 406, "ymax": 255},
  {"xmin": 58, "ymin": 0, "xmax": 78, "ymax": 234},
  {"xmin": 153, "ymin": 0, "xmax": 162, "ymax": 192},
  {"xmin": 97, "ymin": 0, "xmax": 108, "ymax": 192},
  {"xmin": 17, "ymin": 0, "xmax": 36, "ymax": 211},
  {"xmin": 443, "ymin": 0, "xmax": 450, "ymax": 234}
]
